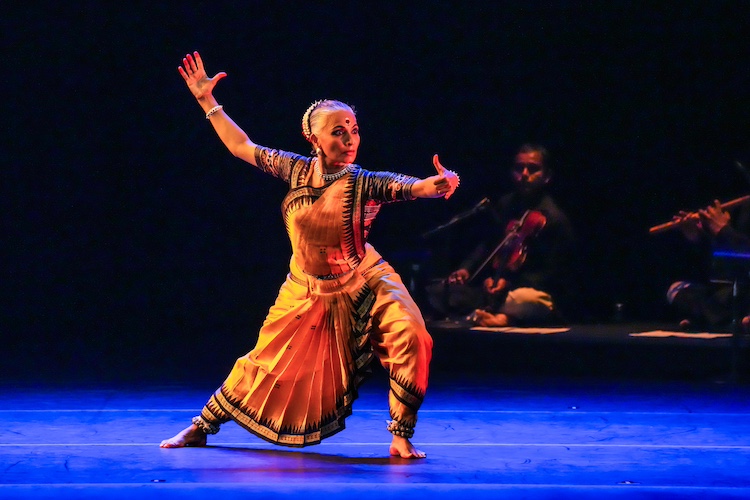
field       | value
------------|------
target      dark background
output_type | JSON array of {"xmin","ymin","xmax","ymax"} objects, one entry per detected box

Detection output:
[{"xmin": 4, "ymin": 2, "xmax": 750, "ymax": 382}]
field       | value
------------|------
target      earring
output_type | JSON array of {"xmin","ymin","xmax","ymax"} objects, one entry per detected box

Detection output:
[{"xmin": 315, "ymin": 147, "xmax": 322, "ymax": 156}]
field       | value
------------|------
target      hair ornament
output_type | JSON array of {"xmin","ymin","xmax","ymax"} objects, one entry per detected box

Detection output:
[{"xmin": 301, "ymin": 99, "xmax": 324, "ymax": 141}]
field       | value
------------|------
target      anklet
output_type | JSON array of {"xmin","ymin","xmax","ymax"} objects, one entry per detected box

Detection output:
[
  {"xmin": 386, "ymin": 419, "xmax": 415, "ymax": 438},
  {"xmin": 192, "ymin": 415, "xmax": 220, "ymax": 435}
]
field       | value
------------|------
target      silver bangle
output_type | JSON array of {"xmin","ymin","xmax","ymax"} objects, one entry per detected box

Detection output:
[{"xmin": 205, "ymin": 105, "xmax": 223, "ymax": 119}]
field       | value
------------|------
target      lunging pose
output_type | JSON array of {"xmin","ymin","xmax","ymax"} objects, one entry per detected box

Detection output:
[{"xmin": 160, "ymin": 51, "xmax": 459, "ymax": 458}]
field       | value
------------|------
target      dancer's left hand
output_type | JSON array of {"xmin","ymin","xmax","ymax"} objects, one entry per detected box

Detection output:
[{"xmin": 432, "ymin": 154, "xmax": 460, "ymax": 199}]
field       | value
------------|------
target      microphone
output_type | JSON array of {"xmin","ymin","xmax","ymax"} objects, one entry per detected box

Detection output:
[
  {"xmin": 735, "ymin": 160, "xmax": 750, "ymax": 187},
  {"xmin": 473, "ymin": 197, "xmax": 491, "ymax": 212}
]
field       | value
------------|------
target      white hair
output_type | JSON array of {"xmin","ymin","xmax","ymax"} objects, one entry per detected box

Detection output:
[{"xmin": 301, "ymin": 99, "xmax": 356, "ymax": 142}]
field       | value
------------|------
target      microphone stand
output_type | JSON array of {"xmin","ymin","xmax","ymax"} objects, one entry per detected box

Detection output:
[
  {"xmin": 421, "ymin": 198, "xmax": 490, "ymax": 238},
  {"xmin": 421, "ymin": 198, "xmax": 490, "ymax": 323}
]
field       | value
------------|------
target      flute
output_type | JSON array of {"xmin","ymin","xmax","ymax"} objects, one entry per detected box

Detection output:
[{"xmin": 649, "ymin": 195, "xmax": 750, "ymax": 234}]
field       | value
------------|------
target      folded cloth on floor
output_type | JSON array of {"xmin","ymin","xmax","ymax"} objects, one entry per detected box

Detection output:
[
  {"xmin": 629, "ymin": 330, "xmax": 732, "ymax": 339},
  {"xmin": 470, "ymin": 327, "xmax": 571, "ymax": 334}
]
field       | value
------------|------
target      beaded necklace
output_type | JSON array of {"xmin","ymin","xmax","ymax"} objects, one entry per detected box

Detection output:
[{"xmin": 314, "ymin": 159, "xmax": 354, "ymax": 182}]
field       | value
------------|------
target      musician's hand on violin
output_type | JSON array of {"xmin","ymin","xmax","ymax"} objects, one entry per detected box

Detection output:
[
  {"xmin": 483, "ymin": 277, "xmax": 507, "ymax": 295},
  {"xmin": 698, "ymin": 199, "xmax": 731, "ymax": 237},
  {"xmin": 447, "ymin": 269, "xmax": 469, "ymax": 284}
]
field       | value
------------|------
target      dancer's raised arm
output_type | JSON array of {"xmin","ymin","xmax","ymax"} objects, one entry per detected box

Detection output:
[{"xmin": 178, "ymin": 51, "xmax": 259, "ymax": 166}]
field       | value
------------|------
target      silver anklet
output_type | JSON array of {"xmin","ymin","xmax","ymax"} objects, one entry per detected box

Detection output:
[
  {"xmin": 192, "ymin": 415, "xmax": 220, "ymax": 435},
  {"xmin": 386, "ymin": 419, "xmax": 415, "ymax": 439}
]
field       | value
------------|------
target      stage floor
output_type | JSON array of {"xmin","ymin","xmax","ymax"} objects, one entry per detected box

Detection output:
[
  {"xmin": 3, "ymin": 322, "xmax": 750, "ymax": 498},
  {"xmin": 3, "ymin": 371, "xmax": 750, "ymax": 498}
]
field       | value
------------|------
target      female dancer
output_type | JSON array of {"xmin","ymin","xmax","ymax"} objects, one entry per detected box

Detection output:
[{"xmin": 160, "ymin": 51, "xmax": 459, "ymax": 458}]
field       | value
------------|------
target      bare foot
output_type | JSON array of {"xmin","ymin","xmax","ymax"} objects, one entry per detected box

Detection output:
[
  {"xmin": 160, "ymin": 424, "xmax": 207, "ymax": 448},
  {"xmin": 472, "ymin": 309, "xmax": 508, "ymax": 327},
  {"xmin": 389, "ymin": 435, "xmax": 426, "ymax": 459}
]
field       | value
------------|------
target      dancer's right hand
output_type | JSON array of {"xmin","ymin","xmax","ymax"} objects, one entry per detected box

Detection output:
[{"xmin": 178, "ymin": 51, "xmax": 227, "ymax": 99}]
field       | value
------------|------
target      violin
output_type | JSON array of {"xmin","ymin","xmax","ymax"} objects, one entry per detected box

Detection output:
[
  {"xmin": 428, "ymin": 209, "xmax": 547, "ymax": 316},
  {"xmin": 468, "ymin": 210, "xmax": 547, "ymax": 282}
]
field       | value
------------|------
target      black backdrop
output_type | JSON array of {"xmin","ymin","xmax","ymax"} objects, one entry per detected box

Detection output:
[{"xmin": 4, "ymin": 2, "xmax": 750, "ymax": 381}]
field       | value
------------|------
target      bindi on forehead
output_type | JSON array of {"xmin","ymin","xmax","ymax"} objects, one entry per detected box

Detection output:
[{"xmin": 324, "ymin": 111, "xmax": 356, "ymax": 128}]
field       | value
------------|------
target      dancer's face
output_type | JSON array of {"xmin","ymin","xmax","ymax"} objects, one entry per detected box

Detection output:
[{"xmin": 316, "ymin": 110, "xmax": 360, "ymax": 167}]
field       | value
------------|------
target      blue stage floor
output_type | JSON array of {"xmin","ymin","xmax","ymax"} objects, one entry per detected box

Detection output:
[{"xmin": 2, "ymin": 364, "xmax": 750, "ymax": 499}]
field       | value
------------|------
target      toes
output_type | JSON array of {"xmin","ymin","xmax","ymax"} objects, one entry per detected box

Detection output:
[
  {"xmin": 389, "ymin": 444, "xmax": 426, "ymax": 459},
  {"xmin": 160, "ymin": 438, "xmax": 184, "ymax": 448}
]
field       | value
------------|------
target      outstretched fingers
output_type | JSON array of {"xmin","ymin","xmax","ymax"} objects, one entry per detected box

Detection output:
[
  {"xmin": 177, "ymin": 51, "xmax": 227, "ymax": 98},
  {"xmin": 178, "ymin": 53, "xmax": 197, "ymax": 82},
  {"xmin": 177, "ymin": 65, "xmax": 189, "ymax": 82},
  {"xmin": 193, "ymin": 51, "xmax": 204, "ymax": 71}
]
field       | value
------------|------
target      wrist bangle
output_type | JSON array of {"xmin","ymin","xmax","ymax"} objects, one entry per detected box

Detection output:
[{"xmin": 205, "ymin": 105, "xmax": 223, "ymax": 119}]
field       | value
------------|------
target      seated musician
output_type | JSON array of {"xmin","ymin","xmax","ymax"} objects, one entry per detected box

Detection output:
[
  {"xmin": 666, "ymin": 198, "xmax": 750, "ymax": 331},
  {"xmin": 430, "ymin": 143, "xmax": 576, "ymax": 327}
]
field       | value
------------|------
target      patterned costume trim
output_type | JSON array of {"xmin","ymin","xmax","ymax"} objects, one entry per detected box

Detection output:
[
  {"xmin": 254, "ymin": 146, "xmax": 419, "ymax": 277},
  {"xmin": 389, "ymin": 373, "xmax": 425, "ymax": 414},
  {"xmin": 210, "ymin": 384, "xmax": 357, "ymax": 446},
  {"xmin": 198, "ymin": 272, "xmax": 378, "ymax": 448}
]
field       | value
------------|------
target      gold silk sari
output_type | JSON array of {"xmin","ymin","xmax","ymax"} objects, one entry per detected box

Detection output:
[{"xmin": 197, "ymin": 148, "xmax": 433, "ymax": 447}]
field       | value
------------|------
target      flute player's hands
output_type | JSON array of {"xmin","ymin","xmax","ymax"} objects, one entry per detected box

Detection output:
[
  {"xmin": 698, "ymin": 200, "xmax": 731, "ymax": 237},
  {"xmin": 673, "ymin": 210, "xmax": 703, "ymax": 242}
]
